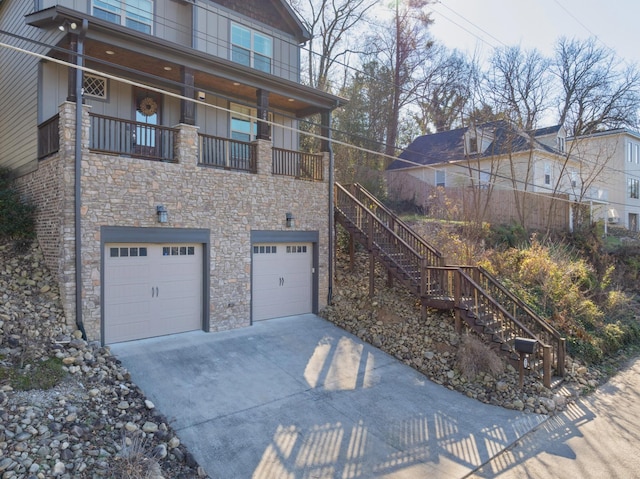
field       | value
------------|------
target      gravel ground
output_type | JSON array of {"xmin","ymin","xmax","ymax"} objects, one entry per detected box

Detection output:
[
  {"xmin": 321, "ymin": 250, "xmax": 606, "ymax": 414},
  {"xmin": 0, "ymin": 241, "xmax": 209, "ymax": 478},
  {"xmin": 0, "ymin": 240, "xmax": 610, "ymax": 478}
]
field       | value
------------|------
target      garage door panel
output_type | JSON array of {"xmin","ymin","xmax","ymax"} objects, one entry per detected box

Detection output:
[
  {"xmin": 252, "ymin": 242, "xmax": 312, "ymax": 321},
  {"xmin": 105, "ymin": 243, "xmax": 203, "ymax": 343}
]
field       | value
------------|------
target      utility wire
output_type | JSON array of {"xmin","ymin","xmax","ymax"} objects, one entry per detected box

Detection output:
[{"xmin": 1, "ymin": 21, "xmax": 636, "ymax": 211}]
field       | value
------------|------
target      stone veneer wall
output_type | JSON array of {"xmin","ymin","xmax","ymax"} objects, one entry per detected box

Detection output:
[
  {"xmin": 62, "ymin": 104, "xmax": 330, "ymax": 341},
  {"xmin": 15, "ymin": 102, "xmax": 88, "ymax": 328}
]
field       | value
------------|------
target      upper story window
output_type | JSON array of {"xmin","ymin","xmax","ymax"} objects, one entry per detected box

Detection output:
[
  {"xmin": 628, "ymin": 142, "xmax": 634, "ymax": 163},
  {"xmin": 468, "ymin": 137, "xmax": 478, "ymax": 154},
  {"xmin": 92, "ymin": 0, "xmax": 153, "ymax": 35},
  {"xmin": 231, "ymin": 24, "xmax": 272, "ymax": 73},
  {"xmin": 435, "ymin": 170, "xmax": 445, "ymax": 187},
  {"xmin": 557, "ymin": 135, "xmax": 566, "ymax": 153},
  {"xmin": 629, "ymin": 177, "xmax": 640, "ymax": 199},
  {"xmin": 544, "ymin": 163, "xmax": 551, "ymax": 186}
]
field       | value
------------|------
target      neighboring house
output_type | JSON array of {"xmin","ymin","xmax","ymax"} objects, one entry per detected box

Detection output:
[
  {"xmin": 0, "ymin": 0, "xmax": 343, "ymax": 344},
  {"xmin": 386, "ymin": 121, "xmax": 581, "ymax": 230},
  {"xmin": 568, "ymin": 128, "xmax": 640, "ymax": 232}
]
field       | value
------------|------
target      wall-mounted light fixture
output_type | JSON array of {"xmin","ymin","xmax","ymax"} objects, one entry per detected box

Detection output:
[
  {"xmin": 157, "ymin": 205, "xmax": 168, "ymax": 224},
  {"xmin": 58, "ymin": 20, "xmax": 78, "ymax": 32},
  {"xmin": 197, "ymin": 91, "xmax": 206, "ymax": 101},
  {"xmin": 285, "ymin": 212, "xmax": 295, "ymax": 228}
]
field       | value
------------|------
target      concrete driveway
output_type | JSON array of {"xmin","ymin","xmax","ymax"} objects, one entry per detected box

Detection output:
[{"xmin": 110, "ymin": 314, "xmax": 545, "ymax": 478}]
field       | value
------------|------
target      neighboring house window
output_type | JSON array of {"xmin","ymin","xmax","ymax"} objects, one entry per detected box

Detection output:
[
  {"xmin": 92, "ymin": 0, "xmax": 153, "ymax": 34},
  {"xmin": 468, "ymin": 137, "xmax": 478, "ymax": 154},
  {"xmin": 629, "ymin": 177, "xmax": 640, "ymax": 199},
  {"xmin": 628, "ymin": 142, "xmax": 633, "ymax": 162},
  {"xmin": 83, "ymin": 73, "xmax": 107, "ymax": 100},
  {"xmin": 231, "ymin": 24, "xmax": 272, "ymax": 73},
  {"xmin": 544, "ymin": 163, "xmax": 551, "ymax": 186},
  {"xmin": 569, "ymin": 170, "xmax": 578, "ymax": 188},
  {"xmin": 479, "ymin": 170, "xmax": 491, "ymax": 188},
  {"xmin": 557, "ymin": 135, "xmax": 565, "ymax": 153},
  {"xmin": 636, "ymin": 144, "xmax": 640, "ymax": 164},
  {"xmin": 435, "ymin": 170, "xmax": 445, "ymax": 187}
]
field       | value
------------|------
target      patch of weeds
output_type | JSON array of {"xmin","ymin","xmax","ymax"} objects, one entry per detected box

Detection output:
[
  {"xmin": 111, "ymin": 432, "xmax": 162, "ymax": 479},
  {"xmin": 455, "ymin": 334, "xmax": 505, "ymax": 380},
  {"xmin": 2, "ymin": 357, "xmax": 66, "ymax": 390}
]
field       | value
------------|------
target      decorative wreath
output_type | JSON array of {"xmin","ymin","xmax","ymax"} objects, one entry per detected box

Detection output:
[{"xmin": 138, "ymin": 96, "xmax": 158, "ymax": 117}]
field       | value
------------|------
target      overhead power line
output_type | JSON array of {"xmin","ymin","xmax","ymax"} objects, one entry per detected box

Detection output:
[{"xmin": 0, "ymin": 28, "xmax": 634, "ymax": 211}]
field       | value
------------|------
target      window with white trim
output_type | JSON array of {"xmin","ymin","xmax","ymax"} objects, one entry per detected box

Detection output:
[
  {"xmin": 628, "ymin": 142, "xmax": 634, "ymax": 163},
  {"xmin": 435, "ymin": 170, "xmax": 445, "ymax": 187},
  {"xmin": 83, "ymin": 73, "xmax": 107, "ymax": 100},
  {"xmin": 569, "ymin": 169, "xmax": 578, "ymax": 188},
  {"xmin": 231, "ymin": 24, "xmax": 272, "ymax": 73},
  {"xmin": 92, "ymin": 0, "xmax": 153, "ymax": 34},
  {"xmin": 479, "ymin": 170, "xmax": 491, "ymax": 189},
  {"xmin": 557, "ymin": 135, "xmax": 565, "ymax": 153},
  {"xmin": 544, "ymin": 163, "xmax": 551, "ymax": 186},
  {"xmin": 629, "ymin": 177, "xmax": 639, "ymax": 199}
]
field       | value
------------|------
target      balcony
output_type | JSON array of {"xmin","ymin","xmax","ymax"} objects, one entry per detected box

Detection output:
[
  {"xmin": 37, "ymin": 107, "xmax": 325, "ymax": 183},
  {"xmin": 89, "ymin": 114, "xmax": 177, "ymax": 163},
  {"xmin": 198, "ymin": 134, "xmax": 257, "ymax": 173}
]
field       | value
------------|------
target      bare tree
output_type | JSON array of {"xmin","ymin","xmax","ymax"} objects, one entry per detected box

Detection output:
[
  {"xmin": 291, "ymin": 0, "xmax": 377, "ymax": 92},
  {"xmin": 486, "ymin": 46, "xmax": 552, "ymax": 131},
  {"xmin": 415, "ymin": 46, "xmax": 476, "ymax": 133},
  {"xmin": 365, "ymin": 0, "xmax": 434, "ymax": 159},
  {"xmin": 553, "ymin": 37, "xmax": 640, "ymax": 136}
]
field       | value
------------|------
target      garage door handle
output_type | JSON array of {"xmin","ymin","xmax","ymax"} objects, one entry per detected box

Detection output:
[
  {"xmin": 151, "ymin": 286, "xmax": 159, "ymax": 297},
  {"xmin": 279, "ymin": 277, "xmax": 284, "ymax": 286}
]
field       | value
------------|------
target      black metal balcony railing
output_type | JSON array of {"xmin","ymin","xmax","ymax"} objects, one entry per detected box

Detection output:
[
  {"xmin": 37, "ymin": 114, "xmax": 60, "ymax": 160},
  {"xmin": 198, "ymin": 134, "xmax": 257, "ymax": 173},
  {"xmin": 272, "ymin": 148, "xmax": 323, "ymax": 181},
  {"xmin": 89, "ymin": 114, "xmax": 177, "ymax": 162}
]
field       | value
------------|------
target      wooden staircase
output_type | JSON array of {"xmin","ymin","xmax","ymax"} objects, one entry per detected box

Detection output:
[{"xmin": 334, "ymin": 183, "xmax": 566, "ymax": 387}]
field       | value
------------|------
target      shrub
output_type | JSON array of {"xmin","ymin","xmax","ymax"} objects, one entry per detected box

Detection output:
[
  {"xmin": 0, "ymin": 167, "xmax": 36, "ymax": 251},
  {"xmin": 455, "ymin": 334, "xmax": 504, "ymax": 380}
]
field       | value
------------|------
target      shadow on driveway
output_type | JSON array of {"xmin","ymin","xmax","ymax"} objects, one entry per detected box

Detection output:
[{"xmin": 110, "ymin": 314, "xmax": 545, "ymax": 478}]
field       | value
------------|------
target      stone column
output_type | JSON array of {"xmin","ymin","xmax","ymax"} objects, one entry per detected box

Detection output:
[
  {"xmin": 174, "ymin": 123, "xmax": 200, "ymax": 166},
  {"xmin": 254, "ymin": 139, "xmax": 272, "ymax": 176}
]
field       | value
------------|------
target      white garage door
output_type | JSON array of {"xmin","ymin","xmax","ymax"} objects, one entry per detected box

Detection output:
[
  {"xmin": 252, "ymin": 243, "xmax": 313, "ymax": 321},
  {"xmin": 104, "ymin": 243, "xmax": 202, "ymax": 343}
]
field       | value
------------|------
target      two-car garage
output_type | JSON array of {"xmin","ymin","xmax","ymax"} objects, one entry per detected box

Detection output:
[{"xmin": 101, "ymin": 227, "xmax": 318, "ymax": 344}]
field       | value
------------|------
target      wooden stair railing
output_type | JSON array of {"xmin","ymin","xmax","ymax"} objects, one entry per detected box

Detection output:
[
  {"xmin": 334, "ymin": 182, "xmax": 567, "ymax": 387},
  {"xmin": 348, "ymin": 183, "xmax": 445, "ymax": 267}
]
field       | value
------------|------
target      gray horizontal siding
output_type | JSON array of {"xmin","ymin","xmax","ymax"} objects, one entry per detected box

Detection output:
[{"xmin": 0, "ymin": 0, "xmax": 63, "ymax": 174}]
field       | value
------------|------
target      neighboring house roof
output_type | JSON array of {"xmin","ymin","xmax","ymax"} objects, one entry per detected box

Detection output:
[{"xmin": 387, "ymin": 121, "xmax": 563, "ymax": 171}]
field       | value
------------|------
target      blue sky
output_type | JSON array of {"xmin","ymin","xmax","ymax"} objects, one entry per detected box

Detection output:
[{"xmin": 427, "ymin": 0, "xmax": 638, "ymax": 66}]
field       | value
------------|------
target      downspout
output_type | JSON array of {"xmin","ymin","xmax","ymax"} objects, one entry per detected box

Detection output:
[
  {"xmin": 74, "ymin": 19, "xmax": 88, "ymax": 339},
  {"xmin": 327, "ymin": 109, "xmax": 334, "ymax": 305}
]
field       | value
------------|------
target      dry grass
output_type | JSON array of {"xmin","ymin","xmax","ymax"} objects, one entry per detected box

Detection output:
[
  {"xmin": 455, "ymin": 334, "xmax": 505, "ymax": 380},
  {"xmin": 110, "ymin": 433, "xmax": 163, "ymax": 479}
]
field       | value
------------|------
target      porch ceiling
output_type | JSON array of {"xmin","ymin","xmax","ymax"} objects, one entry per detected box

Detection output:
[{"xmin": 49, "ymin": 39, "xmax": 319, "ymax": 116}]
